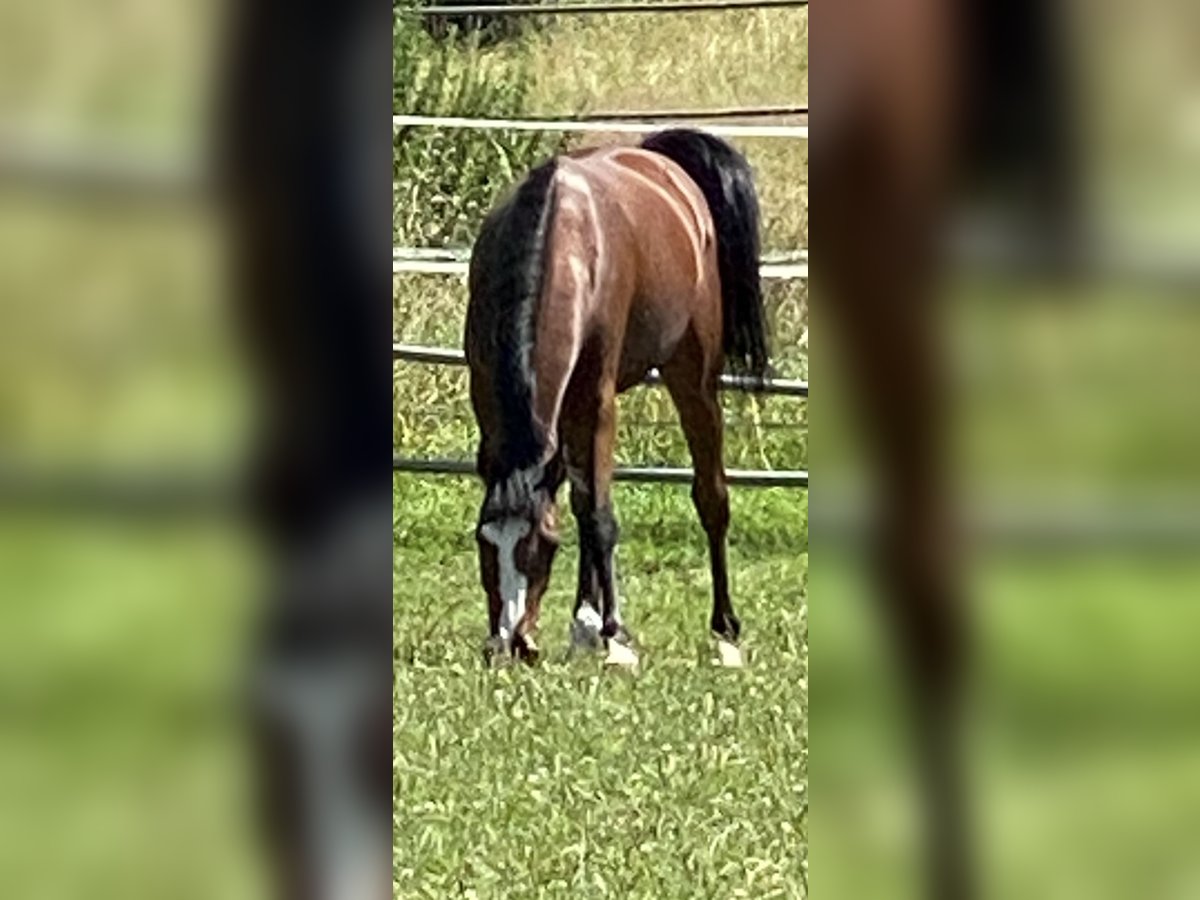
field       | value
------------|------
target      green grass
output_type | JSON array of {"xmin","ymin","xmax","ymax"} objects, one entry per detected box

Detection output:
[
  {"xmin": 0, "ymin": 512, "xmax": 263, "ymax": 900},
  {"xmin": 811, "ymin": 548, "xmax": 1200, "ymax": 899},
  {"xmin": 393, "ymin": 9, "xmax": 808, "ymax": 252},
  {"xmin": 393, "ymin": 474, "xmax": 808, "ymax": 898}
]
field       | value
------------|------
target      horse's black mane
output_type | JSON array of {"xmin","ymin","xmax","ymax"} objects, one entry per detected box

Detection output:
[{"xmin": 467, "ymin": 157, "xmax": 559, "ymax": 506}]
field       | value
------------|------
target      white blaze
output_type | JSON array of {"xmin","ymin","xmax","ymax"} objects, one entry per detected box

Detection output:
[{"xmin": 480, "ymin": 518, "xmax": 532, "ymax": 640}]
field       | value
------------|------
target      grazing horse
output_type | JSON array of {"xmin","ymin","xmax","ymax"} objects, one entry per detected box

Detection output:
[{"xmin": 464, "ymin": 129, "xmax": 769, "ymax": 665}]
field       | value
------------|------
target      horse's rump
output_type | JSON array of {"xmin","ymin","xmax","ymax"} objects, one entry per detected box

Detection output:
[{"xmin": 467, "ymin": 131, "xmax": 771, "ymax": 500}]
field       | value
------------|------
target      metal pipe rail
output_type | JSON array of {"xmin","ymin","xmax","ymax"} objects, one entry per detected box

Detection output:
[
  {"xmin": 392, "ymin": 114, "xmax": 808, "ymax": 140},
  {"xmin": 388, "ymin": 243, "xmax": 811, "ymax": 278},
  {"xmin": 569, "ymin": 104, "xmax": 807, "ymax": 121},
  {"xmin": 393, "ymin": 455, "xmax": 809, "ymax": 487},
  {"xmin": 392, "ymin": 246, "xmax": 808, "ymax": 264},
  {"xmin": 392, "ymin": 342, "xmax": 809, "ymax": 397},
  {"xmin": 402, "ymin": 0, "xmax": 809, "ymax": 16},
  {"xmin": 392, "ymin": 255, "xmax": 809, "ymax": 280}
]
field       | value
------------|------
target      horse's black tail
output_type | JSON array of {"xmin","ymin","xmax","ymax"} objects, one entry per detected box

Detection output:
[{"xmin": 641, "ymin": 129, "xmax": 770, "ymax": 379}]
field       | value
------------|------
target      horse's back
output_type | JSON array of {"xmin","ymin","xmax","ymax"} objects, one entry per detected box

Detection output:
[{"xmin": 566, "ymin": 147, "xmax": 716, "ymax": 286}]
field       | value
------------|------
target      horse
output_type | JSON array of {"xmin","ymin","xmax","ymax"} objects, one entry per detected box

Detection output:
[{"xmin": 463, "ymin": 128, "xmax": 770, "ymax": 666}]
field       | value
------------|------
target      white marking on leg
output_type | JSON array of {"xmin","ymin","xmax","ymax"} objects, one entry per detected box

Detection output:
[
  {"xmin": 480, "ymin": 518, "xmax": 531, "ymax": 641},
  {"xmin": 715, "ymin": 639, "xmax": 744, "ymax": 668},
  {"xmin": 608, "ymin": 543, "xmax": 623, "ymax": 628},
  {"xmin": 604, "ymin": 640, "xmax": 639, "ymax": 668},
  {"xmin": 570, "ymin": 604, "xmax": 604, "ymax": 651}
]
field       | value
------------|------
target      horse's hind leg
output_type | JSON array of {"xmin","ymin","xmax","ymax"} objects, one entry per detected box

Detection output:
[{"xmin": 661, "ymin": 361, "xmax": 740, "ymax": 647}]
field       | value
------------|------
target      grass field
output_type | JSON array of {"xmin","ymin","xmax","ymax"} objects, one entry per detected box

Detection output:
[
  {"xmin": 394, "ymin": 476, "xmax": 808, "ymax": 897},
  {"xmin": 393, "ymin": 7, "xmax": 811, "ymax": 897}
]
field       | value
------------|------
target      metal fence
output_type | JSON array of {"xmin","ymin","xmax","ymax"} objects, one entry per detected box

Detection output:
[
  {"xmin": 402, "ymin": 0, "xmax": 809, "ymax": 16},
  {"xmin": 392, "ymin": 339, "xmax": 809, "ymax": 486},
  {"xmin": 392, "ymin": 329, "xmax": 810, "ymax": 488},
  {"xmin": 393, "ymin": 455, "xmax": 809, "ymax": 487},
  {"xmin": 393, "ymin": 0, "xmax": 811, "ymax": 487},
  {"xmin": 393, "ymin": 342, "xmax": 809, "ymax": 397},
  {"xmin": 392, "ymin": 248, "xmax": 809, "ymax": 280},
  {"xmin": 393, "ymin": 114, "xmax": 809, "ymax": 139}
]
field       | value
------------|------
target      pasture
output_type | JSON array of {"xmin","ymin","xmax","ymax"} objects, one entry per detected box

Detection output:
[
  {"xmin": 392, "ymin": 5, "xmax": 810, "ymax": 897},
  {"xmin": 393, "ymin": 477, "xmax": 808, "ymax": 896}
]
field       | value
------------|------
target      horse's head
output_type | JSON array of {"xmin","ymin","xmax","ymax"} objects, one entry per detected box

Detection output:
[{"xmin": 475, "ymin": 467, "xmax": 561, "ymax": 662}]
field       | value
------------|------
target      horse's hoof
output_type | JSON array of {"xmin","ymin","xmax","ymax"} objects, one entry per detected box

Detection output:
[
  {"xmin": 514, "ymin": 634, "xmax": 540, "ymax": 665},
  {"xmin": 569, "ymin": 607, "xmax": 605, "ymax": 653},
  {"xmin": 604, "ymin": 639, "xmax": 639, "ymax": 669},
  {"xmin": 714, "ymin": 639, "xmax": 744, "ymax": 668},
  {"xmin": 482, "ymin": 636, "xmax": 510, "ymax": 667}
]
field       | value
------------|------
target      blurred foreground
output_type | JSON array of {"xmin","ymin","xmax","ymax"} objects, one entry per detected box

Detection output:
[
  {"xmin": 811, "ymin": 0, "xmax": 1200, "ymax": 898},
  {"xmin": 1, "ymin": 1, "xmax": 391, "ymax": 898}
]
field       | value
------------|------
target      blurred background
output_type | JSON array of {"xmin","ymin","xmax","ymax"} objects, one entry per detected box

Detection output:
[
  {"xmin": 811, "ymin": 0, "xmax": 1200, "ymax": 898},
  {"xmin": 0, "ymin": 1, "xmax": 267, "ymax": 898}
]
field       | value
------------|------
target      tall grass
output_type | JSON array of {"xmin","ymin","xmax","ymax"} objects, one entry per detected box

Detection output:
[{"xmin": 393, "ymin": 17, "xmax": 564, "ymax": 247}]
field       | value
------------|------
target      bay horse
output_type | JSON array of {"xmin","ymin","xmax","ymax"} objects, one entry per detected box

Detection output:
[{"xmin": 464, "ymin": 129, "xmax": 769, "ymax": 666}]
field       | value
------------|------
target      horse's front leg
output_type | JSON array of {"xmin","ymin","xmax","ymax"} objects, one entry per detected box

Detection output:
[
  {"xmin": 590, "ymin": 392, "xmax": 634, "ymax": 642},
  {"xmin": 562, "ymin": 388, "xmax": 636, "ymax": 664}
]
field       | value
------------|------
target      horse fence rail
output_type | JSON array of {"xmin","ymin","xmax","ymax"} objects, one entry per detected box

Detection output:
[
  {"xmin": 392, "ymin": 256, "xmax": 809, "ymax": 279},
  {"xmin": 393, "ymin": 114, "xmax": 808, "ymax": 139},
  {"xmin": 392, "ymin": 455, "xmax": 809, "ymax": 488},
  {"xmin": 392, "ymin": 247, "xmax": 808, "ymax": 263},
  {"xmin": 392, "ymin": 342, "xmax": 809, "ymax": 397},
  {"xmin": 392, "ymin": 338, "xmax": 809, "ymax": 487},
  {"xmin": 562, "ymin": 104, "xmax": 807, "ymax": 121},
  {"xmin": 403, "ymin": 0, "xmax": 809, "ymax": 17}
]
